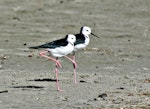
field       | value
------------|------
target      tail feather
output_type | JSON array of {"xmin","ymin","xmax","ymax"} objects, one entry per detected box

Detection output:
[{"xmin": 29, "ymin": 46, "xmax": 39, "ymax": 49}]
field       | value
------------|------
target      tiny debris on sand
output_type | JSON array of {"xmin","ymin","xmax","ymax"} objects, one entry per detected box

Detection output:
[{"xmin": 0, "ymin": 0, "xmax": 150, "ymax": 109}]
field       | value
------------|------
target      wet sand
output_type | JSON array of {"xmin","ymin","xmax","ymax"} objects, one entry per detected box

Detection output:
[{"xmin": 0, "ymin": 0, "xmax": 150, "ymax": 109}]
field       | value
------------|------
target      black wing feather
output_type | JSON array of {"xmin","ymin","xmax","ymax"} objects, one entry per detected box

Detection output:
[
  {"xmin": 29, "ymin": 37, "xmax": 68, "ymax": 49},
  {"xmin": 74, "ymin": 34, "xmax": 85, "ymax": 45}
]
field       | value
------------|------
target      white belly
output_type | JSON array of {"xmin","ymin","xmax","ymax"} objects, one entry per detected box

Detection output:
[{"xmin": 48, "ymin": 43, "xmax": 74, "ymax": 57}]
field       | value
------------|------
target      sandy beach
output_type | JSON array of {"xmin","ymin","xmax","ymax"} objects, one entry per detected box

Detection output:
[{"xmin": 0, "ymin": 0, "xmax": 150, "ymax": 109}]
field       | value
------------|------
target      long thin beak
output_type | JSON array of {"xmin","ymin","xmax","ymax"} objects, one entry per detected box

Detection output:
[{"xmin": 91, "ymin": 33, "xmax": 100, "ymax": 38}]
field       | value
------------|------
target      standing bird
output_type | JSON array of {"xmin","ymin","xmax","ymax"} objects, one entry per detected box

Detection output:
[
  {"xmin": 71, "ymin": 26, "xmax": 100, "ymax": 84},
  {"xmin": 29, "ymin": 34, "xmax": 76, "ymax": 92},
  {"xmin": 74, "ymin": 26, "xmax": 100, "ymax": 50}
]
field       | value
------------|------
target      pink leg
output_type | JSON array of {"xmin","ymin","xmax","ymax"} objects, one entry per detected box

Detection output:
[
  {"xmin": 72, "ymin": 53, "xmax": 77, "ymax": 84},
  {"xmin": 39, "ymin": 50, "xmax": 62, "ymax": 68},
  {"xmin": 39, "ymin": 50, "xmax": 63, "ymax": 92},
  {"xmin": 64, "ymin": 56, "xmax": 77, "ymax": 84},
  {"xmin": 55, "ymin": 62, "xmax": 64, "ymax": 92},
  {"xmin": 73, "ymin": 54, "xmax": 76, "ymax": 61}
]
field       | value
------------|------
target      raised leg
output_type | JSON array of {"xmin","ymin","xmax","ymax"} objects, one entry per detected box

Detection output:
[
  {"xmin": 64, "ymin": 55, "xmax": 77, "ymax": 84},
  {"xmin": 39, "ymin": 50, "xmax": 62, "ymax": 68}
]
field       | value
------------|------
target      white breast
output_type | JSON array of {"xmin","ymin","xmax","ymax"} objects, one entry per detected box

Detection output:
[{"xmin": 74, "ymin": 35, "xmax": 90, "ymax": 50}]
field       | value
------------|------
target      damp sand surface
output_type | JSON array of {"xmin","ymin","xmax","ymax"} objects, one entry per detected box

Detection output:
[{"xmin": 0, "ymin": 0, "xmax": 150, "ymax": 109}]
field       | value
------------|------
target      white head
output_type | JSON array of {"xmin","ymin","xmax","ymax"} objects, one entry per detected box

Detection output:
[
  {"xmin": 66, "ymin": 34, "xmax": 76, "ymax": 45},
  {"xmin": 80, "ymin": 26, "xmax": 100, "ymax": 38},
  {"xmin": 80, "ymin": 26, "xmax": 92, "ymax": 36}
]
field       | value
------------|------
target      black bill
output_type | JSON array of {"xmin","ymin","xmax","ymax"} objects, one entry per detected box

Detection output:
[{"xmin": 91, "ymin": 33, "xmax": 100, "ymax": 38}]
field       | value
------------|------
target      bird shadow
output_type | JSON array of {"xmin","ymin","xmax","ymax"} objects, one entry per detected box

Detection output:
[
  {"xmin": 11, "ymin": 78, "xmax": 58, "ymax": 90},
  {"xmin": 12, "ymin": 85, "xmax": 44, "ymax": 89},
  {"xmin": 28, "ymin": 78, "xmax": 58, "ymax": 82}
]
